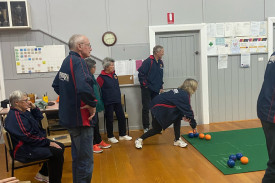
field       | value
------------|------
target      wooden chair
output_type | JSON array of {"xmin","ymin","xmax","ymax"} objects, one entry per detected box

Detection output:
[
  {"xmin": 104, "ymin": 94, "xmax": 130, "ymax": 135},
  {"xmin": 41, "ymin": 113, "xmax": 71, "ymax": 147},
  {"xmin": 2, "ymin": 128, "xmax": 48, "ymax": 176},
  {"xmin": 1, "ymin": 114, "xmax": 9, "ymax": 172}
]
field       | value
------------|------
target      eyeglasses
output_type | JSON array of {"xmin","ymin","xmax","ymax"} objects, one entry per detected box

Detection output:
[
  {"xmin": 20, "ymin": 97, "xmax": 30, "ymax": 102},
  {"xmin": 80, "ymin": 43, "xmax": 92, "ymax": 48}
]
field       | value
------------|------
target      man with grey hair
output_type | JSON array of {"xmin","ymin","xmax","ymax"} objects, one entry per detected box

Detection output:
[
  {"xmin": 138, "ymin": 45, "xmax": 164, "ymax": 133},
  {"xmin": 52, "ymin": 34, "xmax": 96, "ymax": 183},
  {"xmin": 5, "ymin": 90, "xmax": 64, "ymax": 183}
]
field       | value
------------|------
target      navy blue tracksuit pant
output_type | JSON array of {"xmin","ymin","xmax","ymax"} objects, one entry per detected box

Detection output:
[
  {"xmin": 105, "ymin": 103, "xmax": 126, "ymax": 138},
  {"xmin": 261, "ymin": 120, "xmax": 275, "ymax": 183}
]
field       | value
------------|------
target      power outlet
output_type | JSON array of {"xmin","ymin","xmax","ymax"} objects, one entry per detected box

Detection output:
[{"xmin": 258, "ymin": 57, "xmax": 264, "ymax": 62}]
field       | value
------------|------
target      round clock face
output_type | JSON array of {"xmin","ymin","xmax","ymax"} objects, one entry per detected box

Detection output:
[{"xmin": 102, "ymin": 32, "xmax": 117, "ymax": 46}]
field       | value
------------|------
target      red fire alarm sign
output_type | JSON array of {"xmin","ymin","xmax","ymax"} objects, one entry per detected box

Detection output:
[{"xmin": 167, "ymin": 13, "xmax": 174, "ymax": 24}]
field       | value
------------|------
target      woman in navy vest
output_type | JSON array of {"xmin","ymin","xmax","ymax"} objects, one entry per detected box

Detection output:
[
  {"xmin": 135, "ymin": 79, "xmax": 198, "ymax": 149},
  {"xmin": 97, "ymin": 57, "xmax": 132, "ymax": 143}
]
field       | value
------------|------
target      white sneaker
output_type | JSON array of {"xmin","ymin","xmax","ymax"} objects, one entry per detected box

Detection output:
[
  {"xmin": 119, "ymin": 135, "xmax": 132, "ymax": 141},
  {"xmin": 174, "ymin": 138, "xmax": 188, "ymax": 148},
  {"xmin": 35, "ymin": 172, "xmax": 49, "ymax": 183},
  {"xmin": 108, "ymin": 137, "xmax": 119, "ymax": 143},
  {"xmin": 144, "ymin": 128, "xmax": 149, "ymax": 133},
  {"xmin": 135, "ymin": 138, "xmax": 143, "ymax": 149}
]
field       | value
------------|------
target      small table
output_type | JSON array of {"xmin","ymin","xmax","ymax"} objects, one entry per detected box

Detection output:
[{"xmin": 0, "ymin": 101, "xmax": 59, "ymax": 116}]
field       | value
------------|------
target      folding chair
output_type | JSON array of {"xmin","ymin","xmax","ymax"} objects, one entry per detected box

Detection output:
[
  {"xmin": 2, "ymin": 128, "xmax": 48, "ymax": 176},
  {"xmin": 41, "ymin": 113, "xmax": 71, "ymax": 147}
]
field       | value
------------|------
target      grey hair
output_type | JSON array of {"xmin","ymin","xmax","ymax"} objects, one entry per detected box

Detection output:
[
  {"xmin": 179, "ymin": 78, "xmax": 198, "ymax": 96},
  {"xmin": 84, "ymin": 57, "xmax": 96, "ymax": 71},
  {"xmin": 153, "ymin": 45, "xmax": 164, "ymax": 55},
  {"xmin": 102, "ymin": 57, "xmax": 115, "ymax": 70},
  {"xmin": 68, "ymin": 34, "xmax": 84, "ymax": 50},
  {"xmin": 9, "ymin": 90, "xmax": 27, "ymax": 107}
]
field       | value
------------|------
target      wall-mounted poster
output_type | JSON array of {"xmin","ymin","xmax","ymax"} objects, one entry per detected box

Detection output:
[{"xmin": 14, "ymin": 45, "xmax": 65, "ymax": 74}]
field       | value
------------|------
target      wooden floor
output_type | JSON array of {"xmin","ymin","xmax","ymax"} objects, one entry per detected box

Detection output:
[{"xmin": 0, "ymin": 120, "xmax": 266, "ymax": 183}]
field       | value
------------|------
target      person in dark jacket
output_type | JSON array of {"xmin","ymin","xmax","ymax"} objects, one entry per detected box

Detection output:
[
  {"xmin": 84, "ymin": 57, "xmax": 111, "ymax": 153},
  {"xmin": 4, "ymin": 90, "xmax": 64, "ymax": 183},
  {"xmin": 52, "ymin": 34, "xmax": 96, "ymax": 183},
  {"xmin": 257, "ymin": 53, "xmax": 275, "ymax": 183},
  {"xmin": 97, "ymin": 57, "xmax": 132, "ymax": 143},
  {"xmin": 138, "ymin": 45, "xmax": 164, "ymax": 133},
  {"xmin": 135, "ymin": 79, "xmax": 198, "ymax": 149}
]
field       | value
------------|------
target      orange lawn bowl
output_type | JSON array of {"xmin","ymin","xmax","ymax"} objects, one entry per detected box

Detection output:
[
  {"xmin": 188, "ymin": 131, "xmax": 193, "ymax": 134},
  {"xmin": 240, "ymin": 156, "xmax": 249, "ymax": 164},
  {"xmin": 199, "ymin": 133, "xmax": 205, "ymax": 139},
  {"xmin": 205, "ymin": 134, "xmax": 211, "ymax": 140}
]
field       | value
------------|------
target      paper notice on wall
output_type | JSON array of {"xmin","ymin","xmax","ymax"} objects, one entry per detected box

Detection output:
[
  {"xmin": 225, "ymin": 22, "xmax": 235, "ymax": 37},
  {"xmin": 115, "ymin": 61, "xmax": 127, "ymax": 76},
  {"xmin": 135, "ymin": 60, "xmax": 143, "ymax": 71},
  {"xmin": 218, "ymin": 55, "xmax": 228, "ymax": 69},
  {"xmin": 235, "ymin": 22, "xmax": 250, "ymax": 36},
  {"xmin": 257, "ymin": 38, "xmax": 267, "ymax": 52},
  {"xmin": 241, "ymin": 53, "xmax": 250, "ymax": 68},
  {"xmin": 216, "ymin": 23, "xmax": 225, "ymax": 37},
  {"xmin": 249, "ymin": 38, "xmax": 258, "ymax": 53},
  {"xmin": 239, "ymin": 38, "xmax": 250, "ymax": 53},
  {"xmin": 250, "ymin": 22, "xmax": 260, "ymax": 36},
  {"xmin": 207, "ymin": 23, "xmax": 217, "ymax": 37},
  {"xmin": 259, "ymin": 21, "xmax": 267, "ymax": 36},
  {"xmin": 231, "ymin": 38, "xmax": 240, "ymax": 54},
  {"xmin": 207, "ymin": 38, "xmax": 217, "ymax": 55}
]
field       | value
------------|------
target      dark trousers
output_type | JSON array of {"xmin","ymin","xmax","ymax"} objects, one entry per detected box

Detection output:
[
  {"xmin": 261, "ymin": 120, "xmax": 275, "ymax": 183},
  {"xmin": 93, "ymin": 113, "xmax": 102, "ymax": 144},
  {"xmin": 141, "ymin": 87, "xmax": 159, "ymax": 129},
  {"xmin": 68, "ymin": 126, "xmax": 94, "ymax": 183},
  {"xmin": 39, "ymin": 141, "xmax": 65, "ymax": 183},
  {"xmin": 105, "ymin": 103, "xmax": 126, "ymax": 138},
  {"xmin": 140, "ymin": 116, "xmax": 181, "ymax": 141}
]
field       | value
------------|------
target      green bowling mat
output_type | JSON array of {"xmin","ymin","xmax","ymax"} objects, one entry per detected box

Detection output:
[{"xmin": 182, "ymin": 128, "xmax": 268, "ymax": 175}]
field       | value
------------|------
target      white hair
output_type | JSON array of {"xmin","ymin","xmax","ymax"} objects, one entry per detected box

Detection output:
[
  {"xmin": 102, "ymin": 57, "xmax": 115, "ymax": 70},
  {"xmin": 68, "ymin": 34, "xmax": 85, "ymax": 50},
  {"xmin": 9, "ymin": 90, "xmax": 27, "ymax": 107}
]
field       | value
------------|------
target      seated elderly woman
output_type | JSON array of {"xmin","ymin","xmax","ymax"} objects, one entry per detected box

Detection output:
[
  {"xmin": 97, "ymin": 57, "xmax": 132, "ymax": 143},
  {"xmin": 4, "ymin": 90, "xmax": 64, "ymax": 183}
]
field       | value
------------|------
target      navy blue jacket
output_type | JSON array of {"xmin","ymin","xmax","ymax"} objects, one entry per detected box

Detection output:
[
  {"xmin": 4, "ymin": 107, "xmax": 52, "ymax": 163},
  {"xmin": 52, "ymin": 51, "xmax": 97, "ymax": 128},
  {"xmin": 97, "ymin": 70, "xmax": 121, "ymax": 105},
  {"xmin": 138, "ymin": 55, "xmax": 164, "ymax": 93},
  {"xmin": 257, "ymin": 52, "xmax": 275, "ymax": 123},
  {"xmin": 150, "ymin": 88, "xmax": 197, "ymax": 130}
]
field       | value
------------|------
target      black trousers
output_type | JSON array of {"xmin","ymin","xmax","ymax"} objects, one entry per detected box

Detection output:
[
  {"xmin": 105, "ymin": 103, "xmax": 126, "ymax": 138},
  {"xmin": 261, "ymin": 120, "xmax": 275, "ymax": 183},
  {"xmin": 141, "ymin": 87, "xmax": 159, "ymax": 129},
  {"xmin": 39, "ymin": 141, "xmax": 65, "ymax": 183},
  {"xmin": 140, "ymin": 116, "xmax": 181, "ymax": 141},
  {"xmin": 93, "ymin": 113, "xmax": 102, "ymax": 144}
]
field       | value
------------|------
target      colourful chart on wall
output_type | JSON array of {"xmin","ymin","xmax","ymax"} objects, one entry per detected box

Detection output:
[{"xmin": 14, "ymin": 45, "xmax": 65, "ymax": 74}]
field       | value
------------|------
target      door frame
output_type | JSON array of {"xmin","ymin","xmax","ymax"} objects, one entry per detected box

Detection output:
[
  {"xmin": 267, "ymin": 17, "xmax": 275, "ymax": 57},
  {"xmin": 149, "ymin": 23, "xmax": 209, "ymax": 124},
  {"xmin": 0, "ymin": 44, "xmax": 6, "ymax": 101}
]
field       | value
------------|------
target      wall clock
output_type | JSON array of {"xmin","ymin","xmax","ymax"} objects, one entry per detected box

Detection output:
[{"xmin": 102, "ymin": 31, "xmax": 117, "ymax": 46}]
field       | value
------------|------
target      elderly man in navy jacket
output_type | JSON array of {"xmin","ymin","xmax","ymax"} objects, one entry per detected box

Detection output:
[
  {"xmin": 138, "ymin": 45, "xmax": 164, "ymax": 133},
  {"xmin": 52, "ymin": 34, "xmax": 97, "ymax": 183},
  {"xmin": 5, "ymin": 90, "xmax": 64, "ymax": 183},
  {"xmin": 135, "ymin": 79, "xmax": 198, "ymax": 149},
  {"xmin": 257, "ymin": 53, "xmax": 275, "ymax": 183}
]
